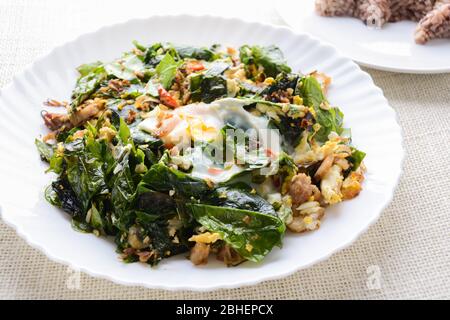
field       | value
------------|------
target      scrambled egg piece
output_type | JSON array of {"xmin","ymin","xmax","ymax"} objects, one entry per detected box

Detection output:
[
  {"xmin": 342, "ymin": 171, "xmax": 364, "ymax": 200},
  {"xmin": 185, "ymin": 115, "xmax": 217, "ymax": 142},
  {"xmin": 189, "ymin": 232, "xmax": 222, "ymax": 244},
  {"xmin": 321, "ymin": 164, "xmax": 343, "ymax": 205}
]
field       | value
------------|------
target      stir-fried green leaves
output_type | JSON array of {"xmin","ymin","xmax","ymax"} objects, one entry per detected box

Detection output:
[
  {"xmin": 349, "ymin": 147, "xmax": 366, "ymax": 171},
  {"xmin": 155, "ymin": 53, "xmax": 181, "ymax": 89},
  {"xmin": 51, "ymin": 177, "xmax": 83, "ymax": 217},
  {"xmin": 140, "ymin": 162, "xmax": 210, "ymax": 198},
  {"xmin": 315, "ymin": 107, "xmax": 344, "ymax": 142},
  {"xmin": 262, "ymin": 72, "xmax": 300, "ymax": 96},
  {"xmin": 105, "ymin": 53, "xmax": 145, "ymax": 81},
  {"xmin": 240, "ymin": 45, "xmax": 291, "ymax": 78},
  {"xmin": 135, "ymin": 187, "xmax": 177, "ymax": 217},
  {"xmin": 204, "ymin": 61, "xmax": 230, "ymax": 76},
  {"xmin": 39, "ymin": 41, "xmax": 366, "ymax": 268},
  {"xmin": 299, "ymin": 76, "xmax": 325, "ymax": 108},
  {"xmin": 186, "ymin": 203, "xmax": 285, "ymax": 262},
  {"xmin": 174, "ymin": 45, "xmax": 217, "ymax": 61},
  {"xmin": 300, "ymin": 76, "xmax": 344, "ymax": 142},
  {"xmin": 189, "ymin": 61, "xmax": 230, "ymax": 103},
  {"xmin": 77, "ymin": 61, "xmax": 103, "ymax": 77},
  {"xmin": 109, "ymin": 147, "xmax": 136, "ymax": 228},
  {"xmin": 207, "ymin": 186, "xmax": 276, "ymax": 215},
  {"xmin": 64, "ymin": 139, "xmax": 108, "ymax": 214},
  {"xmin": 70, "ymin": 64, "xmax": 107, "ymax": 110},
  {"xmin": 35, "ymin": 139, "xmax": 54, "ymax": 162},
  {"xmin": 190, "ymin": 73, "xmax": 228, "ymax": 103}
]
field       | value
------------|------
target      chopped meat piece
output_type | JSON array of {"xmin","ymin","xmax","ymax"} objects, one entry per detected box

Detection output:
[
  {"xmin": 190, "ymin": 242, "xmax": 210, "ymax": 265},
  {"xmin": 41, "ymin": 111, "xmax": 70, "ymax": 131},
  {"xmin": 108, "ymin": 79, "xmax": 129, "ymax": 92},
  {"xmin": 126, "ymin": 109, "xmax": 137, "ymax": 124},
  {"xmin": 42, "ymin": 98, "xmax": 106, "ymax": 131},
  {"xmin": 288, "ymin": 173, "xmax": 318, "ymax": 208},
  {"xmin": 137, "ymin": 251, "xmax": 155, "ymax": 263},
  {"xmin": 69, "ymin": 99, "xmax": 106, "ymax": 127},
  {"xmin": 216, "ymin": 245, "xmax": 245, "ymax": 266}
]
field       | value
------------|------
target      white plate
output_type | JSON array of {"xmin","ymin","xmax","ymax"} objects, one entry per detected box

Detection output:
[
  {"xmin": 0, "ymin": 15, "xmax": 403, "ymax": 291},
  {"xmin": 276, "ymin": 0, "xmax": 450, "ymax": 73}
]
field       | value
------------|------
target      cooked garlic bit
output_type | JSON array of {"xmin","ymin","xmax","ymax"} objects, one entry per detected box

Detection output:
[{"xmin": 288, "ymin": 200, "xmax": 325, "ymax": 233}]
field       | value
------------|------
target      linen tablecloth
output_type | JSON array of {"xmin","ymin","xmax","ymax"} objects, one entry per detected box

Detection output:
[{"xmin": 0, "ymin": 0, "xmax": 449, "ymax": 300}]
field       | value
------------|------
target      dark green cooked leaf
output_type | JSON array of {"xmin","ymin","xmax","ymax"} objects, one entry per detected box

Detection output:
[
  {"xmin": 70, "ymin": 64, "xmax": 107, "ymax": 110},
  {"xmin": 51, "ymin": 177, "xmax": 83, "ymax": 217},
  {"xmin": 155, "ymin": 53, "xmax": 181, "ymax": 89},
  {"xmin": 35, "ymin": 139, "xmax": 54, "ymax": 162},
  {"xmin": 135, "ymin": 186, "xmax": 177, "ymax": 217},
  {"xmin": 239, "ymin": 45, "xmax": 291, "ymax": 78},
  {"xmin": 349, "ymin": 147, "xmax": 366, "ymax": 171},
  {"xmin": 187, "ymin": 204, "xmax": 285, "ymax": 262},
  {"xmin": 140, "ymin": 162, "xmax": 210, "ymax": 198},
  {"xmin": 189, "ymin": 73, "xmax": 228, "ymax": 103},
  {"xmin": 300, "ymin": 76, "xmax": 344, "ymax": 142},
  {"xmin": 206, "ymin": 186, "xmax": 276, "ymax": 215},
  {"xmin": 175, "ymin": 45, "xmax": 217, "ymax": 61},
  {"xmin": 77, "ymin": 61, "xmax": 103, "ymax": 77},
  {"xmin": 105, "ymin": 53, "xmax": 145, "ymax": 81}
]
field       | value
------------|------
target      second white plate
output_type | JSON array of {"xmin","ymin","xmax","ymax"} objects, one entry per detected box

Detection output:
[{"xmin": 276, "ymin": 0, "xmax": 450, "ymax": 73}]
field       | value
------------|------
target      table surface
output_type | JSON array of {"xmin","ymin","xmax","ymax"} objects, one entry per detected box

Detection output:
[{"xmin": 0, "ymin": 0, "xmax": 449, "ymax": 300}]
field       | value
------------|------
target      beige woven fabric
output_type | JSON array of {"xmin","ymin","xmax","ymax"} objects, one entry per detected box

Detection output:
[{"xmin": 0, "ymin": 0, "xmax": 449, "ymax": 300}]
